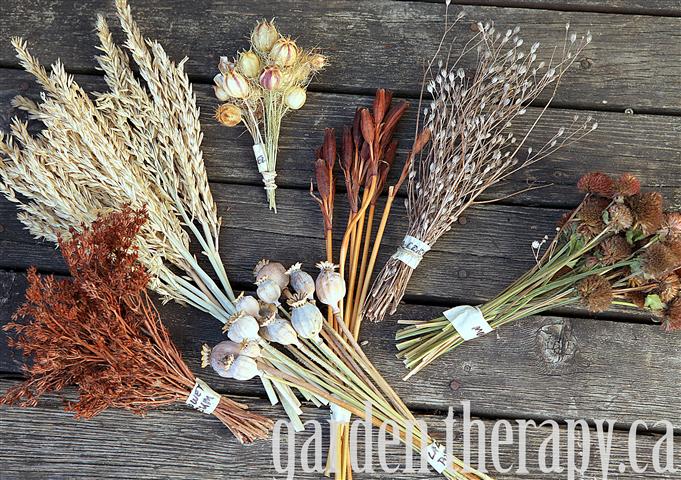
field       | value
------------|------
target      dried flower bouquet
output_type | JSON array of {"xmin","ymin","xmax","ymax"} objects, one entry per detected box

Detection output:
[
  {"xmin": 208, "ymin": 260, "xmax": 493, "ymax": 480},
  {"xmin": 0, "ymin": 0, "xmax": 239, "ymax": 323},
  {"xmin": 214, "ymin": 19, "xmax": 326, "ymax": 212},
  {"xmin": 1, "ymin": 209, "xmax": 272, "ymax": 444},
  {"xmin": 397, "ymin": 172, "xmax": 681, "ymax": 378},
  {"xmin": 364, "ymin": 11, "xmax": 596, "ymax": 323}
]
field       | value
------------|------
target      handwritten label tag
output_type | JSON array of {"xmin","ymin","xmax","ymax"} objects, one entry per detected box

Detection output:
[
  {"xmin": 443, "ymin": 305, "xmax": 493, "ymax": 341},
  {"xmin": 392, "ymin": 235, "xmax": 431, "ymax": 269},
  {"xmin": 329, "ymin": 403, "xmax": 352, "ymax": 423},
  {"xmin": 253, "ymin": 143, "xmax": 268, "ymax": 173},
  {"xmin": 186, "ymin": 378, "xmax": 221, "ymax": 414},
  {"xmin": 424, "ymin": 441, "xmax": 448, "ymax": 474}
]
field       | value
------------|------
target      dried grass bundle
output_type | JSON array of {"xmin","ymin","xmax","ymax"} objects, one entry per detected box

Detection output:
[
  {"xmin": 0, "ymin": 0, "xmax": 237, "ymax": 323},
  {"xmin": 364, "ymin": 11, "xmax": 596, "ymax": 323},
  {"xmin": 1, "ymin": 208, "xmax": 272, "ymax": 444}
]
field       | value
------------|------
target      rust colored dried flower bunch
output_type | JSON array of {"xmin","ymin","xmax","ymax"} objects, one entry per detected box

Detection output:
[
  {"xmin": 364, "ymin": 10, "xmax": 596, "ymax": 323},
  {"xmin": 397, "ymin": 172, "xmax": 681, "ymax": 378},
  {"xmin": 1, "ymin": 208, "xmax": 272, "ymax": 444}
]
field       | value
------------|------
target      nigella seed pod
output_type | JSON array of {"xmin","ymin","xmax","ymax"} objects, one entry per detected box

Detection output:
[
  {"xmin": 256, "ymin": 277, "xmax": 282, "ymax": 305},
  {"xmin": 229, "ymin": 355, "xmax": 260, "ymax": 381},
  {"xmin": 235, "ymin": 292, "xmax": 260, "ymax": 317},
  {"xmin": 238, "ymin": 50, "xmax": 261, "ymax": 78},
  {"xmin": 284, "ymin": 87, "xmax": 307, "ymax": 110},
  {"xmin": 286, "ymin": 262, "xmax": 315, "ymax": 299},
  {"xmin": 209, "ymin": 340, "xmax": 241, "ymax": 377},
  {"xmin": 224, "ymin": 312, "xmax": 260, "ymax": 343},
  {"xmin": 315, "ymin": 261, "xmax": 346, "ymax": 313},
  {"xmin": 265, "ymin": 317, "xmax": 299, "ymax": 345},
  {"xmin": 251, "ymin": 20, "xmax": 279, "ymax": 52},
  {"xmin": 214, "ymin": 66, "xmax": 250, "ymax": 99},
  {"xmin": 239, "ymin": 341, "xmax": 261, "ymax": 358},
  {"xmin": 270, "ymin": 38, "xmax": 299, "ymax": 67},
  {"xmin": 214, "ymin": 103, "xmax": 242, "ymax": 127},
  {"xmin": 309, "ymin": 53, "xmax": 327, "ymax": 71},
  {"xmin": 259, "ymin": 65, "xmax": 283, "ymax": 91},
  {"xmin": 254, "ymin": 259, "xmax": 290, "ymax": 289},
  {"xmin": 289, "ymin": 294, "xmax": 324, "ymax": 339}
]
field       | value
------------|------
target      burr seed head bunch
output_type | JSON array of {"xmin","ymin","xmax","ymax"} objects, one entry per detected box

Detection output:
[{"xmin": 364, "ymin": 15, "xmax": 597, "ymax": 323}]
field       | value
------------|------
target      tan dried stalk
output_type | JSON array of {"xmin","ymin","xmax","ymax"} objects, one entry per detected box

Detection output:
[
  {"xmin": 0, "ymin": 0, "xmax": 237, "ymax": 322},
  {"xmin": 364, "ymin": 13, "xmax": 597, "ymax": 322}
]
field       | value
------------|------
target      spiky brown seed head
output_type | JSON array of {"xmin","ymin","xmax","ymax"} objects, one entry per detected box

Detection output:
[
  {"xmin": 641, "ymin": 243, "xmax": 680, "ymax": 279},
  {"xmin": 657, "ymin": 273, "xmax": 681, "ymax": 303},
  {"xmin": 663, "ymin": 298, "xmax": 681, "ymax": 331},
  {"xmin": 600, "ymin": 235, "xmax": 632, "ymax": 265},
  {"xmin": 577, "ymin": 172, "xmax": 615, "ymax": 197},
  {"xmin": 608, "ymin": 204, "xmax": 634, "ymax": 232},
  {"xmin": 628, "ymin": 192, "xmax": 664, "ymax": 234},
  {"xmin": 613, "ymin": 173, "xmax": 641, "ymax": 198},
  {"xmin": 577, "ymin": 275, "xmax": 613, "ymax": 312}
]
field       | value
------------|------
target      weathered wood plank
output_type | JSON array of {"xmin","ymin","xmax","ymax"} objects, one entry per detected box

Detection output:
[
  {"xmin": 0, "ymin": 1, "xmax": 680, "ymax": 111},
  {"xmin": 2, "ymin": 270, "xmax": 680, "ymax": 429},
  {"xmin": 2, "ymin": 68, "xmax": 680, "ymax": 209},
  {"xmin": 0, "ymin": 378, "xmax": 678, "ymax": 479},
  {"xmin": 447, "ymin": 0, "xmax": 681, "ymax": 16}
]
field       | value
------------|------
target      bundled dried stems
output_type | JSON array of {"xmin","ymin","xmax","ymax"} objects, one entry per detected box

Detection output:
[
  {"xmin": 0, "ymin": 0, "xmax": 239, "ymax": 324},
  {"xmin": 311, "ymin": 89, "xmax": 415, "ymax": 479},
  {"xmin": 214, "ymin": 19, "xmax": 327, "ymax": 211},
  {"xmin": 364, "ymin": 11, "xmax": 597, "ymax": 323},
  {"xmin": 210, "ymin": 259, "xmax": 493, "ymax": 480},
  {"xmin": 397, "ymin": 172, "xmax": 681, "ymax": 378},
  {"xmin": 1, "ymin": 208, "xmax": 272, "ymax": 444}
]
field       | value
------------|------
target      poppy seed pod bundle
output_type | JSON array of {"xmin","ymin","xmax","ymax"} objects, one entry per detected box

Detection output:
[
  {"xmin": 315, "ymin": 261, "xmax": 346, "ymax": 313},
  {"xmin": 287, "ymin": 262, "xmax": 315, "ymax": 299}
]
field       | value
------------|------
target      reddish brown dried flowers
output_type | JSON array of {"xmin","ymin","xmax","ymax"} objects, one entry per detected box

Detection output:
[{"xmin": 1, "ymin": 207, "xmax": 272, "ymax": 444}]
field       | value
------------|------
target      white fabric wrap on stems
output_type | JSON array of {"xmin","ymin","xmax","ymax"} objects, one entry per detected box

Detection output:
[
  {"xmin": 185, "ymin": 378, "xmax": 221, "ymax": 414},
  {"xmin": 329, "ymin": 403, "xmax": 352, "ymax": 423},
  {"xmin": 443, "ymin": 305, "xmax": 493, "ymax": 341},
  {"xmin": 392, "ymin": 235, "xmax": 431, "ymax": 269},
  {"xmin": 423, "ymin": 441, "xmax": 449, "ymax": 474}
]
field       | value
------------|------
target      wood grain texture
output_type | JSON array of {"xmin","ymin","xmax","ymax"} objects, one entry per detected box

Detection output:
[
  {"xmin": 1, "ymin": 270, "xmax": 679, "ymax": 429},
  {"xmin": 447, "ymin": 0, "xmax": 681, "ymax": 15},
  {"xmin": 0, "ymin": 1, "xmax": 680, "ymax": 111},
  {"xmin": 1, "ymin": 378, "xmax": 678, "ymax": 480},
  {"xmin": 3, "ymin": 69, "xmax": 680, "ymax": 210}
]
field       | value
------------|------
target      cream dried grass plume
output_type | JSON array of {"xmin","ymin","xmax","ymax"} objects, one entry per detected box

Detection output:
[{"xmin": 0, "ymin": 0, "xmax": 237, "ymax": 322}]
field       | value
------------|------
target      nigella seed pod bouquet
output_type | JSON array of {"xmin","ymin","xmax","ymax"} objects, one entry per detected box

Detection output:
[
  {"xmin": 213, "ymin": 19, "xmax": 327, "ymax": 212},
  {"xmin": 205, "ymin": 260, "xmax": 493, "ymax": 480},
  {"xmin": 397, "ymin": 172, "xmax": 681, "ymax": 379}
]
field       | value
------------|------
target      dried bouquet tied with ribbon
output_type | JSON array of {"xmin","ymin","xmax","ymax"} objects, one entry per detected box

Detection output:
[
  {"xmin": 214, "ymin": 19, "xmax": 326, "ymax": 212},
  {"xmin": 1, "ymin": 209, "xmax": 272, "ymax": 444},
  {"xmin": 310, "ymin": 89, "xmax": 414, "ymax": 479},
  {"xmin": 363, "ymin": 11, "xmax": 597, "ymax": 323},
  {"xmin": 206, "ymin": 259, "xmax": 494, "ymax": 480},
  {"xmin": 0, "ymin": 0, "xmax": 240, "ymax": 324},
  {"xmin": 397, "ymin": 172, "xmax": 681, "ymax": 378}
]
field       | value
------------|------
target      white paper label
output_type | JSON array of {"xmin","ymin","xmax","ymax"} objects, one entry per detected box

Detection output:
[
  {"xmin": 186, "ymin": 378, "xmax": 221, "ymax": 414},
  {"xmin": 253, "ymin": 143, "xmax": 268, "ymax": 172},
  {"xmin": 329, "ymin": 403, "xmax": 352, "ymax": 423},
  {"xmin": 443, "ymin": 305, "xmax": 493, "ymax": 341},
  {"xmin": 424, "ymin": 441, "xmax": 448, "ymax": 474},
  {"xmin": 392, "ymin": 235, "xmax": 431, "ymax": 269}
]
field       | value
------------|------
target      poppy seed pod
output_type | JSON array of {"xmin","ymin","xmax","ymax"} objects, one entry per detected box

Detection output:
[
  {"xmin": 235, "ymin": 292, "xmax": 261, "ymax": 317},
  {"xmin": 209, "ymin": 340, "xmax": 241, "ymax": 377},
  {"xmin": 286, "ymin": 262, "xmax": 315, "ymax": 299},
  {"xmin": 238, "ymin": 50, "xmax": 261, "ymax": 78},
  {"xmin": 229, "ymin": 355, "xmax": 260, "ymax": 381},
  {"xmin": 239, "ymin": 341, "xmax": 262, "ymax": 358},
  {"xmin": 289, "ymin": 294, "xmax": 324, "ymax": 339},
  {"xmin": 259, "ymin": 65, "xmax": 282, "ymax": 91},
  {"xmin": 251, "ymin": 20, "xmax": 279, "ymax": 52},
  {"xmin": 315, "ymin": 261, "xmax": 346, "ymax": 313},
  {"xmin": 270, "ymin": 38, "xmax": 299, "ymax": 67},
  {"xmin": 256, "ymin": 277, "xmax": 282, "ymax": 305},
  {"xmin": 225, "ymin": 312, "xmax": 260, "ymax": 343},
  {"xmin": 266, "ymin": 317, "xmax": 299, "ymax": 345},
  {"xmin": 254, "ymin": 259, "xmax": 290, "ymax": 290}
]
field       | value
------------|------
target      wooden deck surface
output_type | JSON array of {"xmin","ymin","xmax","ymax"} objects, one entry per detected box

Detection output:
[{"xmin": 1, "ymin": 1, "xmax": 681, "ymax": 478}]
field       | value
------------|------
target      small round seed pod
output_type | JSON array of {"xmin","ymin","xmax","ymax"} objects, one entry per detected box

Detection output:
[
  {"xmin": 289, "ymin": 294, "xmax": 324, "ymax": 339},
  {"xmin": 259, "ymin": 65, "xmax": 283, "ymax": 91},
  {"xmin": 315, "ymin": 261, "xmax": 346, "ymax": 313},
  {"xmin": 256, "ymin": 277, "xmax": 282, "ymax": 305},
  {"xmin": 265, "ymin": 317, "xmax": 299, "ymax": 345},
  {"xmin": 229, "ymin": 355, "xmax": 260, "ymax": 381},
  {"xmin": 286, "ymin": 262, "xmax": 315, "ymax": 299},
  {"xmin": 239, "ymin": 341, "xmax": 262, "ymax": 358},
  {"xmin": 215, "ymin": 103, "xmax": 242, "ymax": 127},
  {"xmin": 270, "ymin": 38, "xmax": 299, "ymax": 67},
  {"xmin": 251, "ymin": 20, "xmax": 279, "ymax": 52},
  {"xmin": 254, "ymin": 259, "xmax": 290, "ymax": 290},
  {"xmin": 285, "ymin": 87, "xmax": 307, "ymax": 110},
  {"xmin": 238, "ymin": 50, "xmax": 261, "ymax": 78},
  {"xmin": 225, "ymin": 312, "xmax": 260, "ymax": 343},
  {"xmin": 235, "ymin": 292, "xmax": 260, "ymax": 317},
  {"xmin": 208, "ymin": 340, "xmax": 241, "ymax": 377}
]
